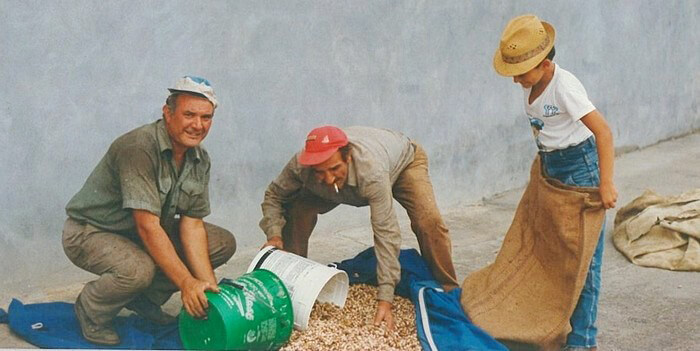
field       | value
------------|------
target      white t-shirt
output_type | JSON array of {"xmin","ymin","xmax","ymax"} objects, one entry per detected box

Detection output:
[{"xmin": 523, "ymin": 64, "xmax": 595, "ymax": 151}]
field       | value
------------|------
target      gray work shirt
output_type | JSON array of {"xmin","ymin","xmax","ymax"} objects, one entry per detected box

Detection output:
[
  {"xmin": 260, "ymin": 126, "xmax": 415, "ymax": 301},
  {"xmin": 66, "ymin": 119, "xmax": 211, "ymax": 236}
]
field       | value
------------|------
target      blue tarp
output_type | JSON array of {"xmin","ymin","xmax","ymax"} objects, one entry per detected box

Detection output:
[
  {"xmin": 336, "ymin": 247, "xmax": 507, "ymax": 351},
  {"xmin": 0, "ymin": 299, "xmax": 181, "ymax": 349},
  {"xmin": 2, "ymin": 247, "xmax": 506, "ymax": 350}
]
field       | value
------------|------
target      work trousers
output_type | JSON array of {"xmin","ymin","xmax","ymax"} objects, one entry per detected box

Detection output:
[
  {"xmin": 540, "ymin": 136, "xmax": 605, "ymax": 349},
  {"xmin": 281, "ymin": 143, "xmax": 459, "ymax": 290},
  {"xmin": 62, "ymin": 217, "xmax": 236, "ymax": 325}
]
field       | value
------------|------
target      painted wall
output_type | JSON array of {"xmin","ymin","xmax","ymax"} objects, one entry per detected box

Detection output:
[{"xmin": 1, "ymin": 1, "xmax": 698, "ymax": 289}]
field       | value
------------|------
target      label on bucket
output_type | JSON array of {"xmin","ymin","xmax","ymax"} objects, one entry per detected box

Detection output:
[
  {"xmin": 179, "ymin": 270, "xmax": 293, "ymax": 350},
  {"xmin": 247, "ymin": 247, "xmax": 349, "ymax": 330},
  {"xmin": 218, "ymin": 283, "xmax": 256, "ymax": 320}
]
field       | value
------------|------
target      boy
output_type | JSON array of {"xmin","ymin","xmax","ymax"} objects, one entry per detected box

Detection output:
[{"xmin": 493, "ymin": 15, "xmax": 618, "ymax": 350}]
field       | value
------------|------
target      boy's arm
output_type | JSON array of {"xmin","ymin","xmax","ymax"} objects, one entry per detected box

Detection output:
[{"xmin": 580, "ymin": 110, "xmax": 618, "ymax": 209}]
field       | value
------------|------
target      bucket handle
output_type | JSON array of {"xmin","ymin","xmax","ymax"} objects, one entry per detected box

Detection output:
[{"xmin": 219, "ymin": 278, "xmax": 244, "ymax": 290}]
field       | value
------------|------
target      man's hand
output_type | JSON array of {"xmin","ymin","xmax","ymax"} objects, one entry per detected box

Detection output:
[
  {"xmin": 133, "ymin": 211, "xmax": 219, "ymax": 319},
  {"xmin": 180, "ymin": 276, "xmax": 221, "ymax": 319},
  {"xmin": 262, "ymin": 236, "xmax": 284, "ymax": 250},
  {"xmin": 373, "ymin": 300, "xmax": 395, "ymax": 331},
  {"xmin": 600, "ymin": 181, "xmax": 618, "ymax": 209}
]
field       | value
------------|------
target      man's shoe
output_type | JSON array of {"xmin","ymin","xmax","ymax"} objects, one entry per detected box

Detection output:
[
  {"xmin": 125, "ymin": 296, "xmax": 177, "ymax": 325},
  {"xmin": 74, "ymin": 300, "xmax": 121, "ymax": 345}
]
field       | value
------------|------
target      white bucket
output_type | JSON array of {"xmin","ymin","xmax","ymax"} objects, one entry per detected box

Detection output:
[{"xmin": 246, "ymin": 246, "xmax": 349, "ymax": 330}]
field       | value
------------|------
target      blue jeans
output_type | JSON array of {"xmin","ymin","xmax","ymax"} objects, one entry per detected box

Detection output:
[{"xmin": 540, "ymin": 136, "xmax": 605, "ymax": 349}]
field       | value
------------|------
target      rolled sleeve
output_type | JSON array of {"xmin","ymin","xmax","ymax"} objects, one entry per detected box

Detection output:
[{"xmin": 363, "ymin": 176, "xmax": 401, "ymax": 302}]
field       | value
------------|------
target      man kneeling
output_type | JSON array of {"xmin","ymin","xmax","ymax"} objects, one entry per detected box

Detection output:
[{"xmin": 62, "ymin": 76, "xmax": 236, "ymax": 345}]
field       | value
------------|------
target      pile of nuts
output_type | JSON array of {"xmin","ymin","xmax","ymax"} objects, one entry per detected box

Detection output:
[{"xmin": 281, "ymin": 284, "xmax": 421, "ymax": 351}]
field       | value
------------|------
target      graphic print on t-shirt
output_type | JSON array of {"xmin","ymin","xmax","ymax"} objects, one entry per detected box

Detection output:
[
  {"xmin": 543, "ymin": 104, "xmax": 560, "ymax": 117},
  {"xmin": 529, "ymin": 117, "xmax": 545, "ymax": 150}
]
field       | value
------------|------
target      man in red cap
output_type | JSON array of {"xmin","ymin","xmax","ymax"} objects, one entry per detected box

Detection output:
[{"xmin": 260, "ymin": 125, "xmax": 459, "ymax": 329}]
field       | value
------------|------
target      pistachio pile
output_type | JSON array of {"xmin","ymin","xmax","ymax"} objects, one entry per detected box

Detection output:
[{"xmin": 281, "ymin": 284, "xmax": 421, "ymax": 351}]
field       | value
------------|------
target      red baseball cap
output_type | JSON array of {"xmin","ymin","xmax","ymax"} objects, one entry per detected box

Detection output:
[{"xmin": 298, "ymin": 125, "xmax": 349, "ymax": 166}]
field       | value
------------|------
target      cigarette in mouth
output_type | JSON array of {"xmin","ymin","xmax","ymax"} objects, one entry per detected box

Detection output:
[{"xmin": 334, "ymin": 183, "xmax": 339, "ymax": 193}]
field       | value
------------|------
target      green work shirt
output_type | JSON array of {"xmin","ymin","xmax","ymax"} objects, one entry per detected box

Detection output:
[{"xmin": 66, "ymin": 119, "xmax": 211, "ymax": 235}]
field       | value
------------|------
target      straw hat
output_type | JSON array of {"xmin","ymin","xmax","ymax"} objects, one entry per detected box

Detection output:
[{"xmin": 493, "ymin": 15, "xmax": 556, "ymax": 77}]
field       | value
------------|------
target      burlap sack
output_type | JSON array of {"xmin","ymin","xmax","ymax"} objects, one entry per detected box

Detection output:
[
  {"xmin": 461, "ymin": 156, "xmax": 605, "ymax": 350},
  {"xmin": 613, "ymin": 189, "xmax": 700, "ymax": 271}
]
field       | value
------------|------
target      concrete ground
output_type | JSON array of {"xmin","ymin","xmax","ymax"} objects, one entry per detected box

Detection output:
[{"xmin": 1, "ymin": 131, "xmax": 698, "ymax": 350}]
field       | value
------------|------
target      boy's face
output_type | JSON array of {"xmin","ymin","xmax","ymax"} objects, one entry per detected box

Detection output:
[{"xmin": 513, "ymin": 61, "xmax": 547, "ymax": 89}]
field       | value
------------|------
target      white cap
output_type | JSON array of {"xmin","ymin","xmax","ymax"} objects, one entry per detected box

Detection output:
[{"xmin": 168, "ymin": 76, "xmax": 218, "ymax": 108}]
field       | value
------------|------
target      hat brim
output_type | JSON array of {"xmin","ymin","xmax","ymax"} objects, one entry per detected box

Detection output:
[
  {"xmin": 168, "ymin": 89, "xmax": 207, "ymax": 99},
  {"xmin": 167, "ymin": 89, "xmax": 217, "ymax": 108},
  {"xmin": 298, "ymin": 147, "xmax": 340, "ymax": 166},
  {"xmin": 493, "ymin": 21, "xmax": 556, "ymax": 77}
]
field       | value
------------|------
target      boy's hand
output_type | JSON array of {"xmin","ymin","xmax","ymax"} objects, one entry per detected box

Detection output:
[{"xmin": 600, "ymin": 181, "xmax": 618, "ymax": 209}]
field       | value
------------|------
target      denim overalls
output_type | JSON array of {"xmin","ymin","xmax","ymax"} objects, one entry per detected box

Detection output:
[{"xmin": 540, "ymin": 136, "xmax": 605, "ymax": 349}]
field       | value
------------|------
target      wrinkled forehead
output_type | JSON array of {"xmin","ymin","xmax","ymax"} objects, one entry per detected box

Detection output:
[{"xmin": 173, "ymin": 93, "xmax": 215, "ymax": 112}]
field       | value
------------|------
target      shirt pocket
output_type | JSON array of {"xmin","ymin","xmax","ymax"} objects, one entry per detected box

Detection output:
[{"xmin": 177, "ymin": 179, "xmax": 205, "ymax": 213}]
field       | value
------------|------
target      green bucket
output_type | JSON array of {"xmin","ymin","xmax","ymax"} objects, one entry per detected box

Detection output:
[{"xmin": 178, "ymin": 269, "xmax": 294, "ymax": 350}]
